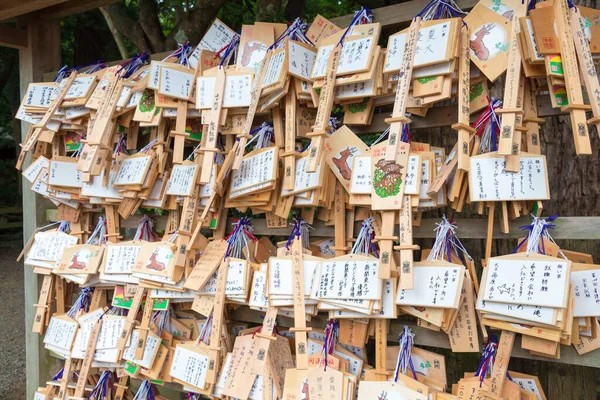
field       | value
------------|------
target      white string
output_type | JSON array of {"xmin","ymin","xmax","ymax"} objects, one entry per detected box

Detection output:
[
  {"xmin": 351, "ymin": 217, "xmax": 375, "ymax": 255},
  {"xmin": 427, "ymin": 216, "xmax": 472, "ymax": 261},
  {"xmin": 525, "ymin": 215, "xmax": 567, "ymax": 259},
  {"xmin": 86, "ymin": 216, "xmax": 107, "ymax": 245},
  {"xmin": 393, "ymin": 326, "xmax": 415, "ymax": 381},
  {"xmin": 368, "ymin": 127, "xmax": 390, "ymax": 149},
  {"xmin": 139, "ymin": 137, "xmax": 158, "ymax": 153}
]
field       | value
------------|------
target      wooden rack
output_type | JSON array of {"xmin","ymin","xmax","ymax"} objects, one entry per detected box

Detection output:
[{"xmin": 5, "ymin": 0, "xmax": 599, "ymax": 397}]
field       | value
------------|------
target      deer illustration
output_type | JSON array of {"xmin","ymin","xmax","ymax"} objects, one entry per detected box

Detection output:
[
  {"xmin": 375, "ymin": 159, "xmax": 404, "ymax": 192},
  {"xmin": 301, "ymin": 379, "xmax": 310, "ymax": 400},
  {"xmin": 241, "ymin": 41, "xmax": 265, "ymax": 67},
  {"xmin": 68, "ymin": 252, "xmax": 86, "ymax": 270},
  {"xmin": 146, "ymin": 250, "xmax": 166, "ymax": 272},
  {"xmin": 332, "ymin": 147, "xmax": 357, "ymax": 180},
  {"xmin": 470, "ymin": 24, "xmax": 495, "ymax": 61}
]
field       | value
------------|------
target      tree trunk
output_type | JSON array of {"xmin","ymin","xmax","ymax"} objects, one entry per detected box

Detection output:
[
  {"xmin": 100, "ymin": 7, "xmax": 129, "ymax": 59},
  {"xmin": 284, "ymin": 0, "xmax": 307, "ymax": 21},
  {"xmin": 257, "ymin": 0, "xmax": 283, "ymax": 21},
  {"xmin": 103, "ymin": 3, "xmax": 153, "ymax": 52}
]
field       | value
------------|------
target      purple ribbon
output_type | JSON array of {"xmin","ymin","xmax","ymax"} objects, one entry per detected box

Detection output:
[
  {"xmin": 338, "ymin": 7, "xmax": 373, "ymax": 47},
  {"xmin": 117, "ymin": 51, "xmax": 150, "ymax": 79},
  {"xmin": 322, "ymin": 319, "xmax": 339, "ymax": 371},
  {"xmin": 475, "ymin": 336, "xmax": 498, "ymax": 386},
  {"xmin": 285, "ymin": 217, "xmax": 305, "ymax": 249},
  {"xmin": 512, "ymin": 215, "xmax": 558, "ymax": 254}
]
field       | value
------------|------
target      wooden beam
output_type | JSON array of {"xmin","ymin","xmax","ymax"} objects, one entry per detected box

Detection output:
[
  {"xmin": 41, "ymin": 0, "xmax": 122, "ymax": 20},
  {"xmin": 0, "ymin": 24, "xmax": 27, "ymax": 48},
  {"xmin": 331, "ymin": 0, "xmax": 479, "ymax": 30},
  {"xmin": 45, "ymin": 209, "xmax": 600, "ymax": 240},
  {"xmin": 231, "ymin": 308, "xmax": 600, "ymax": 368},
  {"xmin": 0, "ymin": 0, "xmax": 68, "ymax": 21}
]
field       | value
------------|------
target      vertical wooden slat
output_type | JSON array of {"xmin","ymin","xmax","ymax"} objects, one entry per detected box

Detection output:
[{"xmin": 18, "ymin": 15, "xmax": 61, "ymax": 400}]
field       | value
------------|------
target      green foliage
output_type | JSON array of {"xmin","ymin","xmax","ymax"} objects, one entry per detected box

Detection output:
[{"xmin": 304, "ymin": 0, "xmax": 360, "ymax": 21}]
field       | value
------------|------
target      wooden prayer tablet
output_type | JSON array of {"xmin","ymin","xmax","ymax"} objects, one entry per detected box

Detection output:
[
  {"xmin": 281, "ymin": 152, "xmax": 325, "ymax": 197},
  {"xmin": 482, "ymin": 254, "xmax": 570, "ymax": 309},
  {"xmin": 570, "ymin": 263, "xmax": 600, "ymax": 317},
  {"xmin": 395, "ymin": 260, "xmax": 465, "ymax": 309},
  {"xmin": 323, "ymin": 125, "xmax": 369, "ymax": 194},
  {"xmin": 132, "ymin": 241, "xmax": 177, "ymax": 279},
  {"xmin": 43, "ymin": 314, "xmax": 78, "ymax": 351},
  {"xmin": 81, "ymin": 170, "xmax": 122, "ymax": 200},
  {"xmin": 477, "ymin": 267, "xmax": 559, "ymax": 326},
  {"xmin": 49, "ymin": 158, "xmax": 83, "ymax": 188},
  {"xmin": 21, "ymin": 82, "xmax": 59, "ymax": 110},
  {"xmin": 189, "ymin": 19, "xmax": 236, "ymax": 69},
  {"xmin": 464, "ymin": 5, "xmax": 512, "ymax": 82},
  {"xmin": 229, "ymin": 147, "xmax": 278, "ymax": 198},
  {"xmin": 384, "ymin": 18, "xmax": 457, "ymax": 73},
  {"xmin": 357, "ymin": 381, "xmax": 427, "ymax": 400},
  {"xmin": 55, "ymin": 244, "xmax": 104, "ymax": 275},
  {"xmin": 350, "ymin": 154, "xmax": 373, "ymax": 195},
  {"xmin": 196, "ymin": 74, "xmax": 253, "ymax": 109},
  {"xmin": 26, "ymin": 231, "xmax": 79, "ymax": 269},
  {"xmin": 157, "ymin": 64, "xmax": 195, "ymax": 100},
  {"xmin": 170, "ymin": 343, "xmax": 210, "ymax": 389},
  {"xmin": 468, "ymin": 152, "xmax": 550, "ymax": 202},
  {"xmin": 166, "ymin": 162, "xmax": 199, "ymax": 196},
  {"xmin": 315, "ymin": 255, "xmax": 382, "ymax": 300},
  {"xmin": 63, "ymin": 74, "xmax": 97, "ymax": 101},
  {"xmin": 113, "ymin": 153, "xmax": 153, "ymax": 187},
  {"xmin": 287, "ymin": 40, "xmax": 317, "ymax": 81}
]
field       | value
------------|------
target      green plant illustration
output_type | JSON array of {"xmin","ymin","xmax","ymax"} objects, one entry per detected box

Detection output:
[
  {"xmin": 495, "ymin": 42, "xmax": 509, "ymax": 52},
  {"xmin": 470, "ymin": 82, "xmax": 483, "ymax": 102},
  {"xmin": 417, "ymin": 76, "xmax": 438, "ymax": 84},
  {"xmin": 348, "ymin": 98, "xmax": 369, "ymax": 113},
  {"xmin": 373, "ymin": 167, "xmax": 402, "ymax": 198},
  {"xmin": 139, "ymin": 89, "xmax": 156, "ymax": 113}
]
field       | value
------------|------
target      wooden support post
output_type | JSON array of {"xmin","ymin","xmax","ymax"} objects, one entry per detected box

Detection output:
[
  {"xmin": 290, "ymin": 237, "xmax": 311, "ymax": 369},
  {"xmin": 56, "ymin": 358, "xmax": 73, "ymax": 400},
  {"xmin": 117, "ymin": 287, "xmax": 145, "ymax": 357},
  {"xmin": 113, "ymin": 376, "xmax": 129, "ymax": 400},
  {"xmin": 454, "ymin": 24, "xmax": 475, "ymax": 172},
  {"xmin": 305, "ymin": 45, "xmax": 339, "ymax": 172},
  {"xmin": 135, "ymin": 291, "xmax": 155, "ymax": 359},
  {"xmin": 283, "ymin": 86, "xmax": 298, "ymax": 190},
  {"xmin": 377, "ymin": 211, "xmax": 397, "ymax": 279},
  {"xmin": 554, "ymin": 0, "xmax": 593, "ymax": 155},
  {"xmin": 505, "ymin": 75, "xmax": 526, "ymax": 172},
  {"xmin": 385, "ymin": 17, "xmax": 419, "ymax": 160},
  {"xmin": 200, "ymin": 67, "xmax": 226, "ymax": 183},
  {"xmin": 206, "ymin": 258, "xmax": 229, "ymax": 384},
  {"xmin": 490, "ymin": 331, "xmax": 515, "ymax": 396},
  {"xmin": 19, "ymin": 16, "xmax": 61, "ymax": 399},
  {"xmin": 523, "ymin": 79, "xmax": 542, "ymax": 154},
  {"xmin": 171, "ymin": 99, "xmax": 189, "ymax": 164},
  {"xmin": 571, "ymin": 6, "xmax": 600, "ymax": 140},
  {"xmin": 497, "ymin": 2, "xmax": 526, "ymax": 159},
  {"xmin": 32, "ymin": 274, "xmax": 53, "ymax": 334},
  {"xmin": 73, "ymin": 319, "xmax": 102, "ymax": 399},
  {"xmin": 397, "ymin": 195, "xmax": 415, "ymax": 289},
  {"xmin": 485, "ymin": 202, "xmax": 495, "ymax": 262},
  {"xmin": 251, "ymin": 306, "xmax": 279, "ymax": 375},
  {"xmin": 233, "ymin": 54, "xmax": 270, "ymax": 170},
  {"xmin": 374, "ymin": 319, "xmax": 388, "ymax": 380},
  {"xmin": 54, "ymin": 276, "xmax": 65, "ymax": 314},
  {"xmin": 331, "ymin": 181, "xmax": 348, "ymax": 256}
]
